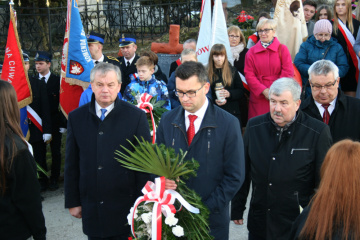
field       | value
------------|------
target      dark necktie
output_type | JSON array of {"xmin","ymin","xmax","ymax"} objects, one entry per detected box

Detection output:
[
  {"xmin": 126, "ymin": 61, "xmax": 130, "ymax": 67},
  {"xmin": 40, "ymin": 77, "xmax": 46, "ymax": 82},
  {"xmin": 95, "ymin": 61, "xmax": 99, "ymax": 65},
  {"xmin": 187, "ymin": 115, "xmax": 198, "ymax": 146},
  {"xmin": 322, "ymin": 104, "xmax": 330, "ymax": 125},
  {"xmin": 100, "ymin": 108, "xmax": 107, "ymax": 121}
]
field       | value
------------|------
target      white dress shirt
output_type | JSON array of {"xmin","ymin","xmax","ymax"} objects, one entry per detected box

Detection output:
[
  {"xmin": 93, "ymin": 54, "xmax": 105, "ymax": 64},
  {"xmin": 184, "ymin": 98, "xmax": 209, "ymax": 134},
  {"xmin": 314, "ymin": 97, "xmax": 337, "ymax": 117},
  {"xmin": 125, "ymin": 54, "xmax": 136, "ymax": 65},
  {"xmin": 38, "ymin": 71, "xmax": 51, "ymax": 83},
  {"xmin": 95, "ymin": 101, "xmax": 114, "ymax": 119}
]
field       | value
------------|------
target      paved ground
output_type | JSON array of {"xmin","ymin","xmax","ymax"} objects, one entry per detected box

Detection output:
[{"xmin": 42, "ymin": 184, "xmax": 250, "ymax": 239}]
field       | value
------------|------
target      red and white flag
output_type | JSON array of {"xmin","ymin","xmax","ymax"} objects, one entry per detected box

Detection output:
[
  {"xmin": 1, "ymin": 7, "xmax": 32, "ymax": 108},
  {"xmin": 196, "ymin": 0, "xmax": 233, "ymax": 65},
  {"xmin": 196, "ymin": 0, "xmax": 212, "ymax": 65},
  {"xmin": 210, "ymin": 0, "xmax": 233, "ymax": 64}
]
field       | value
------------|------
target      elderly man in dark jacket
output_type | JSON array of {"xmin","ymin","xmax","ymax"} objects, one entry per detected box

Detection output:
[
  {"xmin": 301, "ymin": 60, "xmax": 360, "ymax": 143},
  {"xmin": 64, "ymin": 63, "xmax": 151, "ymax": 239},
  {"xmin": 231, "ymin": 78, "xmax": 332, "ymax": 240},
  {"xmin": 157, "ymin": 61, "xmax": 245, "ymax": 239}
]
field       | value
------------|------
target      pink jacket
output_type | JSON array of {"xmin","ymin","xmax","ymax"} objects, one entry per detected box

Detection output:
[{"xmin": 245, "ymin": 37, "xmax": 293, "ymax": 119}]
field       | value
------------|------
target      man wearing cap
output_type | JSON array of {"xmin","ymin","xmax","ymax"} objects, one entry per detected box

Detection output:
[
  {"xmin": 24, "ymin": 52, "xmax": 52, "ymax": 192},
  {"xmin": 87, "ymin": 31, "xmax": 120, "ymax": 68},
  {"xmin": 34, "ymin": 51, "xmax": 67, "ymax": 191},
  {"xmin": 301, "ymin": 60, "xmax": 360, "ymax": 143},
  {"xmin": 118, "ymin": 34, "xmax": 140, "ymax": 94}
]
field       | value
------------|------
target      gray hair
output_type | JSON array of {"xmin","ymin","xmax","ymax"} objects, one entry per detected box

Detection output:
[
  {"xmin": 269, "ymin": 77, "xmax": 301, "ymax": 101},
  {"xmin": 90, "ymin": 62, "xmax": 122, "ymax": 84},
  {"xmin": 175, "ymin": 61, "xmax": 207, "ymax": 84},
  {"xmin": 256, "ymin": 19, "xmax": 277, "ymax": 32},
  {"xmin": 308, "ymin": 60, "xmax": 339, "ymax": 81},
  {"xmin": 181, "ymin": 48, "xmax": 197, "ymax": 60},
  {"xmin": 184, "ymin": 39, "xmax": 197, "ymax": 45}
]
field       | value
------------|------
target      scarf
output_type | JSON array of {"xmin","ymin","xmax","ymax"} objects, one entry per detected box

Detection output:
[
  {"xmin": 261, "ymin": 38, "xmax": 274, "ymax": 48},
  {"xmin": 230, "ymin": 43, "xmax": 245, "ymax": 61}
]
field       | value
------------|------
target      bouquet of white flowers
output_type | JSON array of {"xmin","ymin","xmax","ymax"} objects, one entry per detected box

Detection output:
[{"xmin": 116, "ymin": 138, "xmax": 213, "ymax": 240}]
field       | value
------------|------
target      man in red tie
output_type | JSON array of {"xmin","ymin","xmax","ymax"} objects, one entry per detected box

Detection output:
[
  {"xmin": 301, "ymin": 60, "xmax": 360, "ymax": 143},
  {"xmin": 156, "ymin": 61, "xmax": 245, "ymax": 239}
]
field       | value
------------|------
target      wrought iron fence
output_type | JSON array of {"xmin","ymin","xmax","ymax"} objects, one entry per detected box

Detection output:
[{"xmin": 0, "ymin": 0, "xmax": 201, "ymax": 56}]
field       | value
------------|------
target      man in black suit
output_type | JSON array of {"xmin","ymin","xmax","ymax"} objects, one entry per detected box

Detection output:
[
  {"xmin": 301, "ymin": 60, "xmax": 360, "ymax": 143},
  {"xmin": 65, "ymin": 62, "xmax": 151, "ymax": 239},
  {"xmin": 24, "ymin": 52, "xmax": 52, "ymax": 191},
  {"xmin": 34, "ymin": 51, "xmax": 67, "ymax": 191},
  {"xmin": 87, "ymin": 31, "xmax": 121, "ymax": 68},
  {"xmin": 117, "ymin": 34, "xmax": 139, "ymax": 94}
]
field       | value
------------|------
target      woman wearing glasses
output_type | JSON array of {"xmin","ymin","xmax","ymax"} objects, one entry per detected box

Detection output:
[
  {"xmin": 0, "ymin": 80, "xmax": 46, "ymax": 240},
  {"xmin": 244, "ymin": 19, "xmax": 293, "ymax": 119},
  {"xmin": 228, "ymin": 25, "xmax": 249, "ymax": 128},
  {"xmin": 331, "ymin": 0, "xmax": 360, "ymax": 97},
  {"xmin": 294, "ymin": 19, "xmax": 348, "ymax": 98},
  {"xmin": 207, "ymin": 44, "xmax": 244, "ymax": 125}
]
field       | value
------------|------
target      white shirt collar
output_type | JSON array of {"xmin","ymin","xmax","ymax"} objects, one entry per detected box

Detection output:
[
  {"xmin": 95, "ymin": 101, "xmax": 115, "ymax": 119},
  {"xmin": 93, "ymin": 54, "xmax": 105, "ymax": 64},
  {"xmin": 314, "ymin": 97, "xmax": 337, "ymax": 116},
  {"xmin": 125, "ymin": 54, "xmax": 136, "ymax": 65},
  {"xmin": 39, "ymin": 71, "xmax": 51, "ymax": 83},
  {"xmin": 184, "ymin": 98, "xmax": 209, "ymax": 134}
]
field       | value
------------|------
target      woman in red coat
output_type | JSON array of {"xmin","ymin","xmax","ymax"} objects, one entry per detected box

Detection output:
[{"xmin": 245, "ymin": 19, "xmax": 293, "ymax": 119}]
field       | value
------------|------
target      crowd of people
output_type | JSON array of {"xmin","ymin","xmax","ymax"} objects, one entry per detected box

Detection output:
[{"xmin": 1, "ymin": 0, "xmax": 360, "ymax": 239}]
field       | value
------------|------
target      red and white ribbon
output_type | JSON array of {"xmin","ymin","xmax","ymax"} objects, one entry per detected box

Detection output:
[
  {"xmin": 27, "ymin": 105, "xmax": 43, "ymax": 133},
  {"xmin": 130, "ymin": 177, "xmax": 199, "ymax": 240},
  {"xmin": 136, "ymin": 93, "xmax": 156, "ymax": 144}
]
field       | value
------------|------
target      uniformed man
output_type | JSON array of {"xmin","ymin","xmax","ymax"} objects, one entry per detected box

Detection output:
[
  {"xmin": 34, "ymin": 51, "xmax": 67, "ymax": 191},
  {"xmin": 87, "ymin": 31, "xmax": 120, "ymax": 67},
  {"xmin": 24, "ymin": 51, "xmax": 52, "ymax": 192},
  {"xmin": 117, "ymin": 34, "xmax": 139, "ymax": 94}
]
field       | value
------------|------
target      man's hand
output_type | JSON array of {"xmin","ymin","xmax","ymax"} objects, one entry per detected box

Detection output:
[
  {"xmin": 69, "ymin": 206, "xmax": 82, "ymax": 218},
  {"xmin": 233, "ymin": 219, "xmax": 244, "ymax": 225},
  {"xmin": 165, "ymin": 178, "xmax": 177, "ymax": 190}
]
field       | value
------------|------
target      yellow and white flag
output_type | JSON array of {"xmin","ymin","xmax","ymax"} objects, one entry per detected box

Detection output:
[{"xmin": 274, "ymin": 0, "xmax": 308, "ymax": 60}]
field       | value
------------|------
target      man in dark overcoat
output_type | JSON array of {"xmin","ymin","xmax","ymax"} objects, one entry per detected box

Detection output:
[
  {"xmin": 34, "ymin": 51, "xmax": 67, "ymax": 191},
  {"xmin": 64, "ymin": 62, "xmax": 151, "ymax": 239},
  {"xmin": 24, "ymin": 52, "xmax": 52, "ymax": 191},
  {"xmin": 301, "ymin": 60, "xmax": 360, "ymax": 143},
  {"xmin": 156, "ymin": 61, "xmax": 245, "ymax": 239},
  {"xmin": 231, "ymin": 78, "xmax": 332, "ymax": 240}
]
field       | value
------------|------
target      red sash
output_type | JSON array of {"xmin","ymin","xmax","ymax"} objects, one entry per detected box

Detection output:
[{"xmin": 338, "ymin": 23, "xmax": 359, "ymax": 82}]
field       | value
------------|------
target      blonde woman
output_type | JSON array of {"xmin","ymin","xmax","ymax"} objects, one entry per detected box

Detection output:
[{"xmin": 331, "ymin": 0, "xmax": 360, "ymax": 97}]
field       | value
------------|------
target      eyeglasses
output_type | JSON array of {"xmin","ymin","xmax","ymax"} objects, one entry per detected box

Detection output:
[
  {"xmin": 175, "ymin": 85, "xmax": 204, "ymax": 98},
  {"xmin": 229, "ymin": 35, "xmax": 240, "ymax": 39},
  {"xmin": 310, "ymin": 79, "xmax": 337, "ymax": 91},
  {"xmin": 257, "ymin": 28, "xmax": 273, "ymax": 34},
  {"xmin": 316, "ymin": 33, "xmax": 331, "ymax": 39}
]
